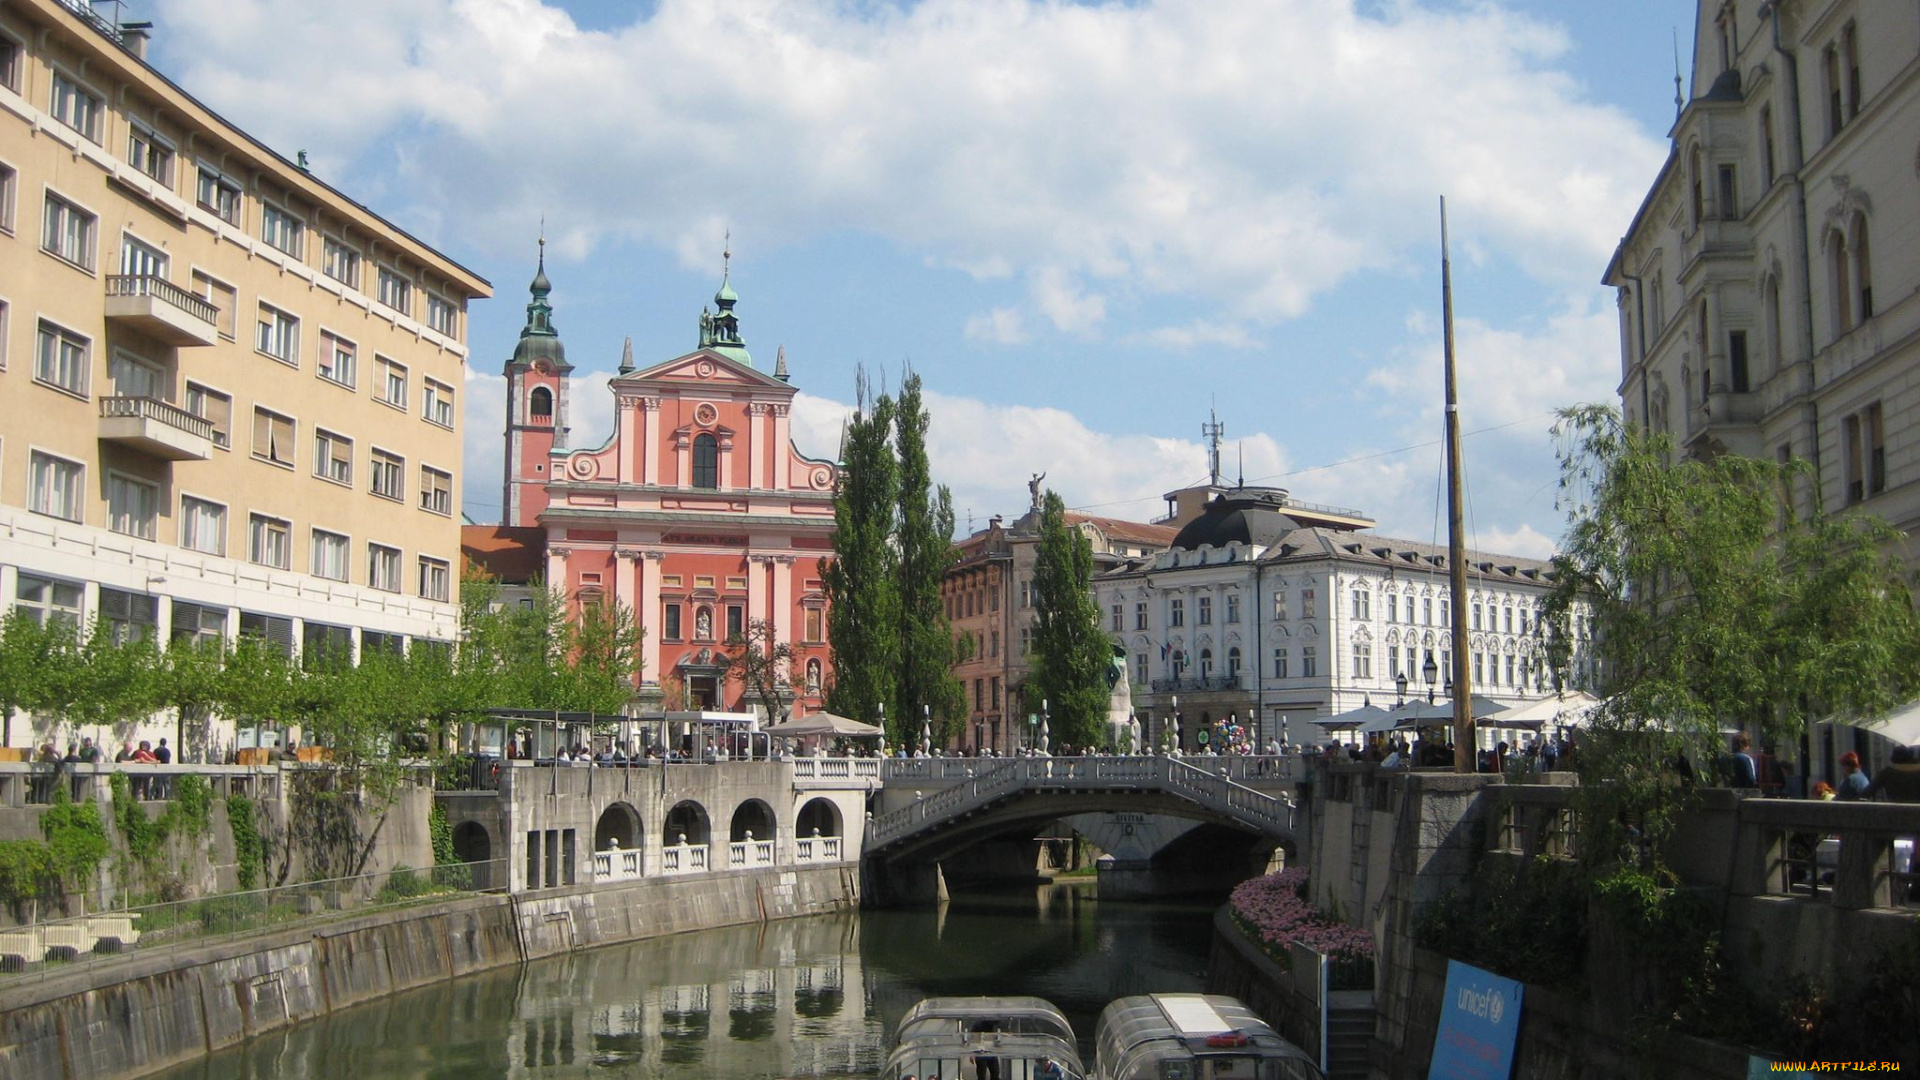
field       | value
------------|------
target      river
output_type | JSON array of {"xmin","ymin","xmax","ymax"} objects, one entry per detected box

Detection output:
[{"xmin": 149, "ymin": 882, "xmax": 1221, "ymax": 1080}]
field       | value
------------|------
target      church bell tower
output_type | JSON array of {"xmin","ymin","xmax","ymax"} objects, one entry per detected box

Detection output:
[{"xmin": 502, "ymin": 239, "xmax": 572, "ymax": 527}]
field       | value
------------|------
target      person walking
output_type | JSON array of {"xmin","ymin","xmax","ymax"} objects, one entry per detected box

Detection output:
[{"xmin": 1836, "ymin": 752, "xmax": 1871, "ymax": 800}]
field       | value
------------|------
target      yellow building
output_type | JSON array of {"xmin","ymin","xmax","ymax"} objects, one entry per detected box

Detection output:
[{"xmin": 0, "ymin": 1, "xmax": 489, "ymax": 752}]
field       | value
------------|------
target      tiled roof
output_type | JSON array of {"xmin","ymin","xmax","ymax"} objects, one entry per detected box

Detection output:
[{"xmin": 461, "ymin": 526, "xmax": 547, "ymax": 585}]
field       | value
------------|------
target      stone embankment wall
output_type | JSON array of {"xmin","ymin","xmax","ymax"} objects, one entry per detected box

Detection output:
[
  {"xmin": 0, "ymin": 864, "xmax": 858, "ymax": 1080},
  {"xmin": 1206, "ymin": 907, "xmax": 1323, "ymax": 1062}
]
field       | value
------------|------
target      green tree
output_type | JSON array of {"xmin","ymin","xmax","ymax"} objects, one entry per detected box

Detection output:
[
  {"xmin": 725, "ymin": 619, "xmax": 796, "ymax": 725},
  {"xmin": 1543, "ymin": 404, "xmax": 1920, "ymax": 867},
  {"xmin": 894, "ymin": 370, "xmax": 967, "ymax": 744},
  {"xmin": 560, "ymin": 596, "xmax": 645, "ymax": 714},
  {"xmin": 824, "ymin": 372, "xmax": 902, "ymax": 741},
  {"xmin": 1027, "ymin": 490, "xmax": 1111, "ymax": 749},
  {"xmin": 155, "ymin": 635, "xmax": 230, "ymax": 762},
  {"xmin": 0, "ymin": 608, "xmax": 61, "ymax": 747}
]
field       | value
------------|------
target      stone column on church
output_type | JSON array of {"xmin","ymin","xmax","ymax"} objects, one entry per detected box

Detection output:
[
  {"xmin": 747, "ymin": 554, "xmax": 770, "ymax": 633},
  {"xmin": 639, "ymin": 551, "xmax": 664, "ymax": 689},
  {"xmin": 615, "ymin": 547, "xmax": 641, "ymax": 624},
  {"xmin": 616, "ymin": 396, "xmax": 638, "ymax": 485},
  {"xmin": 746, "ymin": 403, "xmax": 768, "ymax": 490},
  {"xmin": 545, "ymin": 546, "xmax": 572, "ymax": 598},
  {"xmin": 772, "ymin": 555, "xmax": 795, "ymax": 645},
  {"xmin": 771, "ymin": 404, "xmax": 792, "ymax": 490},
  {"xmin": 641, "ymin": 398, "xmax": 661, "ymax": 486}
]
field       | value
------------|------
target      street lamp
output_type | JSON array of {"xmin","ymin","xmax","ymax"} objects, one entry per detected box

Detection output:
[
  {"xmin": 1422, "ymin": 652, "xmax": 1439, "ymax": 704},
  {"xmin": 1395, "ymin": 671, "xmax": 1408, "ymax": 707}
]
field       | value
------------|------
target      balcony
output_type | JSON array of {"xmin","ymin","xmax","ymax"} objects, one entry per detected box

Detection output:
[
  {"xmin": 98, "ymin": 396, "xmax": 215, "ymax": 461},
  {"xmin": 104, "ymin": 275, "xmax": 220, "ymax": 347},
  {"xmin": 1149, "ymin": 675, "xmax": 1245, "ymax": 693}
]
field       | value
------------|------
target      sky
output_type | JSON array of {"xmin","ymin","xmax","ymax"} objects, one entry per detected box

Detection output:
[{"xmin": 149, "ymin": 0, "xmax": 1701, "ymax": 557}]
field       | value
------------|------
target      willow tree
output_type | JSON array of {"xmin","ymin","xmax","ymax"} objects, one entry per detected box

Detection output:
[
  {"xmin": 894, "ymin": 370, "xmax": 967, "ymax": 745},
  {"xmin": 1543, "ymin": 404, "xmax": 1920, "ymax": 866},
  {"xmin": 824, "ymin": 372, "xmax": 902, "ymax": 741},
  {"xmin": 1027, "ymin": 490, "xmax": 1111, "ymax": 749}
]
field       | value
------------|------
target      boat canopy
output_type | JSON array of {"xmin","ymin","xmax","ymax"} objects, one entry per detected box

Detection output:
[
  {"xmin": 1095, "ymin": 994, "xmax": 1323, "ymax": 1080},
  {"xmin": 885, "ymin": 997, "xmax": 1083, "ymax": 1080}
]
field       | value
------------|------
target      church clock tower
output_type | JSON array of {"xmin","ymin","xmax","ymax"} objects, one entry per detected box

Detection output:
[{"xmin": 502, "ymin": 240, "xmax": 572, "ymax": 528}]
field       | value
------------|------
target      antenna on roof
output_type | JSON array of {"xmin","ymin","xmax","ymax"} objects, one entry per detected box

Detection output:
[
  {"xmin": 1202, "ymin": 406, "xmax": 1225, "ymax": 488},
  {"xmin": 1237, "ymin": 443, "xmax": 1244, "ymax": 488}
]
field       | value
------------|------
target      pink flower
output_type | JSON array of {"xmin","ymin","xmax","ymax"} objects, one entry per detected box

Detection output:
[{"xmin": 1230, "ymin": 869, "xmax": 1374, "ymax": 965}]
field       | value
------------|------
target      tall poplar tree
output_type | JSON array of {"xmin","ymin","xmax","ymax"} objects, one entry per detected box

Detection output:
[
  {"xmin": 1027, "ymin": 490, "xmax": 1111, "ymax": 749},
  {"xmin": 823, "ymin": 372, "xmax": 902, "ymax": 742},
  {"xmin": 894, "ymin": 370, "xmax": 967, "ymax": 746}
]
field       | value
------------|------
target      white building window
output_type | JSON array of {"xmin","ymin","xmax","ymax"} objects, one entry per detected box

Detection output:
[
  {"xmin": 15, "ymin": 575, "xmax": 83, "ymax": 628},
  {"xmin": 195, "ymin": 164, "xmax": 241, "ymax": 224},
  {"xmin": 42, "ymin": 193, "xmax": 95, "ymax": 270},
  {"xmin": 317, "ymin": 330, "xmax": 356, "ymax": 388},
  {"xmin": 311, "ymin": 529, "xmax": 350, "ymax": 581},
  {"xmin": 1301, "ymin": 645, "xmax": 1317, "ymax": 678},
  {"xmin": 29, "ymin": 451, "xmax": 83, "ymax": 522},
  {"xmin": 49, "ymin": 72, "xmax": 101, "ymax": 141},
  {"xmin": 376, "ymin": 266, "xmax": 411, "ymax": 315},
  {"xmin": 368, "ymin": 543, "xmax": 402, "ymax": 592},
  {"xmin": 419, "ymin": 465, "xmax": 452, "ymax": 515},
  {"xmin": 248, "ymin": 513, "xmax": 291, "ymax": 569},
  {"xmin": 1169, "ymin": 597, "xmax": 1184, "ymax": 627},
  {"xmin": 261, "ymin": 203, "xmax": 303, "ymax": 258},
  {"xmin": 34, "ymin": 320, "xmax": 89, "ymax": 395},
  {"xmin": 256, "ymin": 303, "xmax": 299, "ymax": 364},
  {"xmin": 251, "ymin": 407, "xmax": 296, "ymax": 468},
  {"xmin": 0, "ymin": 36, "xmax": 18, "ymax": 93},
  {"xmin": 322, "ymin": 236, "xmax": 361, "ymax": 289},
  {"xmin": 1351, "ymin": 589, "xmax": 1369, "ymax": 620},
  {"xmin": 1272, "ymin": 648, "xmax": 1288, "ymax": 679},
  {"xmin": 180, "ymin": 496, "xmax": 227, "ymax": 555},
  {"xmin": 422, "ymin": 378, "xmax": 455, "ymax": 428},
  {"xmin": 191, "ymin": 271, "xmax": 238, "ymax": 339},
  {"xmin": 314, "ymin": 429, "xmax": 353, "ymax": 485},
  {"xmin": 371, "ymin": 450, "xmax": 404, "ymax": 501},
  {"xmin": 426, "ymin": 293, "xmax": 457, "ymax": 336},
  {"xmin": 127, "ymin": 122, "xmax": 174, "ymax": 185},
  {"xmin": 120, "ymin": 233, "xmax": 167, "ymax": 279},
  {"xmin": 186, "ymin": 383, "xmax": 232, "ymax": 448},
  {"xmin": 1352, "ymin": 640, "xmax": 1372, "ymax": 680},
  {"xmin": 1301, "ymin": 588, "xmax": 1316, "ymax": 620},
  {"xmin": 107, "ymin": 473, "xmax": 158, "ymax": 539},
  {"xmin": 419, "ymin": 557, "xmax": 451, "ymax": 602},
  {"xmin": 0, "ymin": 162, "xmax": 14, "ymax": 233},
  {"xmin": 379, "ymin": 356, "xmax": 408, "ymax": 409}
]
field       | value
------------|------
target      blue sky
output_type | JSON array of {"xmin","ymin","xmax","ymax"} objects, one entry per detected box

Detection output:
[{"xmin": 150, "ymin": 0, "xmax": 1699, "ymax": 555}]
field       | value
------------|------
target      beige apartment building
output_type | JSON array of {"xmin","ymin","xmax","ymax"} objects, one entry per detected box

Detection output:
[{"xmin": 0, "ymin": 1, "xmax": 489, "ymax": 753}]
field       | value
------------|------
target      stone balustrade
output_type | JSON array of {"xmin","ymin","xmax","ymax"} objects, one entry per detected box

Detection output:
[{"xmin": 0, "ymin": 761, "xmax": 283, "ymax": 808}]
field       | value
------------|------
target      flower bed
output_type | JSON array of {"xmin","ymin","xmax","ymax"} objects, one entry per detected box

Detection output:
[{"xmin": 1229, "ymin": 868, "xmax": 1375, "ymax": 988}]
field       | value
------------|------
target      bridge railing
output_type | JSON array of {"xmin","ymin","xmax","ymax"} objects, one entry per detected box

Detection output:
[
  {"xmin": 791, "ymin": 756, "xmax": 883, "ymax": 788},
  {"xmin": 659, "ymin": 842, "xmax": 711, "ymax": 876},
  {"xmin": 592, "ymin": 848, "xmax": 643, "ymax": 881},
  {"xmin": 728, "ymin": 839, "xmax": 777, "ymax": 869},
  {"xmin": 795, "ymin": 835, "xmax": 843, "ymax": 862}
]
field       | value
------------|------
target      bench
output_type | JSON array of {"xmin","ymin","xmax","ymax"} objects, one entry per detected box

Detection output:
[
  {"xmin": 0, "ymin": 928, "xmax": 46, "ymax": 968},
  {"xmin": 41, "ymin": 922, "xmax": 96, "ymax": 958},
  {"xmin": 87, "ymin": 913, "xmax": 141, "ymax": 950}
]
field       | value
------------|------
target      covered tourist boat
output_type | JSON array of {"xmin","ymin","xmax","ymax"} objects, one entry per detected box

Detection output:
[
  {"xmin": 1094, "ymin": 994, "xmax": 1323, "ymax": 1080},
  {"xmin": 882, "ymin": 996, "xmax": 1085, "ymax": 1080}
]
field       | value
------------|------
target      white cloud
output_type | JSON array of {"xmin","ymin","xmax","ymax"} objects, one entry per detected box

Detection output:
[
  {"xmin": 1473, "ymin": 523, "xmax": 1558, "ymax": 561},
  {"xmin": 964, "ymin": 307, "xmax": 1029, "ymax": 345},
  {"xmin": 1124, "ymin": 320, "xmax": 1260, "ymax": 351},
  {"xmin": 154, "ymin": 0, "xmax": 1665, "ymax": 324}
]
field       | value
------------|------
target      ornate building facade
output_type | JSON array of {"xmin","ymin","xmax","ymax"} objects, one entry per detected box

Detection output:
[{"xmin": 494, "ymin": 256, "xmax": 838, "ymax": 713}]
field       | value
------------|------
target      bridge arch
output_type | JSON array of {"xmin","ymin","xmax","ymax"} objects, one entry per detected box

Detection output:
[
  {"xmin": 596, "ymin": 801, "xmax": 642, "ymax": 852},
  {"xmin": 730, "ymin": 798, "xmax": 778, "ymax": 842},
  {"xmin": 664, "ymin": 800, "xmax": 711, "ymax": 847},
  {"xmin": 796, "ymin": 797, "xmax": 842, "ymax": 839}
]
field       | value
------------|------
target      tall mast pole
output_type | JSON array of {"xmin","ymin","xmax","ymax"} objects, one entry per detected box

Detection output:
[{"xmin": 1441, "ymin": 197, "xmax": 1473, "ymax": 773}]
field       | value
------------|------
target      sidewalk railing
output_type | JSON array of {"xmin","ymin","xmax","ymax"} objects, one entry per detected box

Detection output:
[
  {"xmin": 659, "ymin": 842, "xmax": 710, "ymax": 876},
  {"xmin": 0, "ymin": 858, "xmax": 506, "ymax": 983},
  {"xmin": 727, "ymin": 839, "xmax": 776, "ymax": 869},
  {"xmin": 0, "ymin": 762, "xmax": 282, "ymax": 808}
]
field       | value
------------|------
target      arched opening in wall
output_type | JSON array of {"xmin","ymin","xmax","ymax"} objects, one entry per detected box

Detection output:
[
  {"xmin": 796, "ymin": 797, "xmax": 842, "ymax": 840},
  {"xmin": 452, "ymin": 821, "xmax": 493, "ymax": 890},
  {"xmin": 1763, "ymin": 275, "xmax": 1783, "ymax": 377},
  {"xmin": 730, "ymin": 798, "xmax": 777, "ymax": 843},
  {"xmin": 1199, "ymin": 648, "xmax": 1213, "ymax": 679},
  {"xmin": 664, "ymin": 800, "xmax": 711, "ymax": 848},
  {"xmin": 530, "ymin": 386, "xmax": 554, "ymax": 422},
  {"xmin": 1227, "ymin": 646, "xmax": 1242, "ymax": 679},
  {"xmin": 692, "ymin": 432, "xmax": 719, "ymax": 489},
  {"xmin": 1696, "ymin": 302, "xmax": 1711, "ymax": 403},
  {"xmin": 1850, "ymin": 212, "xmax": 1872, "ymax": 320},
  {"xmin": 1828, "ymin": 231, "xmax": 1852, "ymax": 338},
  {"xmin": 1688, "ymin": 144, "xmax": 1704, "ymax": 226},
  {"xmin": 804, "ymin": 658, "xmax": 822, "ymax": 695},
  {"xmin": 596, "ymin": 801, "xmax": 642, "ymax": 852}
]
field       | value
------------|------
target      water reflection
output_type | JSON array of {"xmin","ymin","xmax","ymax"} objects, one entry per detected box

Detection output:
[{"xmin": 150, "ymin": 882, "xmax": 1220, "ymax": 1079}]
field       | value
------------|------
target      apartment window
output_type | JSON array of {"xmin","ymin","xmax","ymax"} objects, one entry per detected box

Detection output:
[
  {"xmin": 726, "ymin": 604, "xmax": 745, "ymax": 639},
  {"xmin": 42, "ymin": 193, "xmax": 95, "ymax": 269},
  {"xmin": 367, "ymin": 544, "xmax": 402, "ymax": 592},
  {"xmin": 127, "ymin": 122, "xmax": 174, "ymax": 185},
  {"xmin": 1226, "ymin": 592, "xmax": 1241, "ymax": 623},
  {"xmin": 313, "ymin": 429, "xmax": 352, "ymax": 484},
  {"xmin": 1169, "ymin": 597, "xmax": 1184, "ymax": 627},
  {"xmin": 34, "ymin": 320, "xmax": 89, "ymax": 395},
  {"xmin": 1825, "ymin": 45, "xmax": 1844, "ymax": 138},
  {"xmin": 238, "ymin": 612, "xmax": 294, "ymax": 657},
  {"xmin": 1505, "ymin": 654, "xmax": 1517, "ymax": 686},
  {"xmin": 426, "ymin": 293, "xmax": 457, "ymax": 336},
  {"xmin": 0, "ymin": 299, "xmax": 8, "ymax": 369},
  {"xmin": 248, "ymin": 514, "xmax": 291, "ymax": 569},
  {"xmin": 1110, "ymin": 602, "xmax": 1122, "ymax": 632},
  {"xmin": 0, "ymin": 162, "xmax": 13, "ymax": 232},
  {"xmin": 170, "ymin": 601, "xmax": 227, "ymax": 646},
  {"xmin": 261, "ymin": 203, "xmax": 303, "ymax": 258},
  {"xmin": 419, "ymin": 465, "xmax": 453, "ymax": 515},
  {"xmin": 1351, "ymin": 588, "xmax": 1369, "ymax": 620},
  {"xmin": 1272, "ymin": 648, "xmax": 1288, "ymax": 679},
  {"xmin": 106, "ymin": 473, "xmax": 158, "ymax": 539},
  {"xmin": 1020, "ymin": 627, "xmax": 1032, "ymax": 656},
  {"xmin": 361, "ymin": 630, "xmax": 403, "ymax": 657},
  {"xmin": 692, "ymin": 433, "xmax": 719, "ymax": 489},
  {"xmin": 317, "ymin": 331, "xmax": 355, "ymax": 387},
  {"xmin": 664, "ymin": 603, "xmax": 683, "ymax": 641},
  {"xmin": 99, "ymin": 588, "xmax": 158, "ymax": 645},
  {"xmin": 322, "ymin": 236, "xmax": 361, "ymax": 289},
  {"xmin": 310, "ymin": 529, "xmax": 349, "ymax": 581},
  {"xmin": 195, "ymin": 165, "xmax": 241, "ymax": 224},
  {"xmin": 1272, "ymin": 592, "xmax": 1287, "ymax": 621},
  {"xmin": 49, "ymin": 72, "xmax": 101, "ymax": 141},
  {"xmin": 371, "ymin": 449, "xmax": 405, "ymax": 501},
  {"xmin": 379, "ymin": 357, "xmax": 408, "ymax": 408},
  {"xmin": 1388, "ymin": 645, "xmax": 1401, "ymax": 680},
  {"xmin": 256, "ymin": 303, "xmax": 299, "ymax": 364},
  {"xmin": 1472, "ymin": 602, "xmax": 1482, "ymax": 630},
  {"xmin": 251, "ymin": 407, "xmax": 295, "ymax": 468},
  {"xmin": 1197, "ymin": 594, "xmax": 1212, "ymax": 625},
  {"xmin": 1728, "ymin": 331, "xmax": 1750, "ymax": 393},
  {"xmin": 180, "ymin": 496, "xmax": 227, "ymax": 555},
  {"xmin": 191, "ymin": 271, "xmax": 238, "ymax": 339},
  {"xmin": 1134, "ymin": 601, "xmax": 1148, "ymax": 630},
  {"xmin": 185, "ymin": 383, "xmax": 232, "ymax": 448},
  {"xmin": 1301, "ymin": 588, "xmax": 1316, "ymax": 619},
  {"xmin": 1503, "ymin": 606, "xmax": 1513, "ymax": 633},
  {"xmin": 1843, "ymin": 24, "xmax": 1860, "ymax": 121},
  {"xmin": 423, "ymin": 378, "xmax": 455, "ymax": 428},
  {"xmin": 1474, "ymin": 652, "xmax": 1486, "ymax": 684},
  {"xmin": 419, "ymin": 557, "xmax": 451, "ymax": 602},
  {"xmin": 1020, "ymin": 579, "xmax": 1032, "ymax": 608},
  {"xmin": 1301, "ymin": 646, "xmax": 1317, "ymax": 679},
  {"xmin": 0, "ymin": 35, "xmax": 17, "ymax": 93},
  {"xmin": 1423, "ymin": 597, "xmax": 1433, "ymax": 624},
  {"xmin": 16, "ymin": 575, "xmax": 83, "ymax": 628},
  {"xmin": 376, "ymin": 266, "xmax": 411, "ymax": 315},
  {"xmin": 1352, "ymin": 641, "xmax": 1371, "ymax": 680},
  {"xmin": 1439, "ymin": 599, "xmax": 1450, "ymax": 627},
  {"xmin": 1844, "ymin": 403, "xmax": 1886, "ymax": 504},
  {"xmin": 29, "ymin": 451, "xmax": 83, "ymax": 522},
  {"xmin": 1852, "ymin": 215, "xmax": 1873, "ymax": 320},
  {"xmin": 1717, "ymin": 165, "xmax": 1737, "ymax": 221},
  {"xmin": 1760, "ymin": 106, "xmax": 1776, "ymax": 188},
  {"xmin": 121, "ymin": 233, "xmax": 168, "ymax": 280}
]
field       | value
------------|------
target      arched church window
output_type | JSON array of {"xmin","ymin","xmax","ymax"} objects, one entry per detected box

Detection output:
[
  {"xmin": 530, "ymin": 386, "xmax": 553, "ymax": 421},
  {"xmin": 693, "ymin": 433, "xmax": 719, "ymax": 489}
]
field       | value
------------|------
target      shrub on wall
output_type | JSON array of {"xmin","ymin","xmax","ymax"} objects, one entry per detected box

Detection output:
[
  {"xmin": 1230, "ymin": 868, "xmax": 1375, "ymax": 988},
  {"xmin": 227, "ymin": 794, "xmax": 265, "ymax": 892}
]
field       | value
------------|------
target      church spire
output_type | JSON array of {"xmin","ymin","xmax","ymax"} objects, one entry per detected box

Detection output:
[
  {"xmin": 698, "ymin": 232, "xmax": 752, "ymax": 366},
  {"xmin": 774, "ymin": 345, "xmax": 789, "ymax": 382},
  {"xmin": 510, "ymin": 234, "xmax": 568, "ymax": 371},
  {"xmin": 618, "ymin": 335, "xmax": 634, "ymax": 374}
]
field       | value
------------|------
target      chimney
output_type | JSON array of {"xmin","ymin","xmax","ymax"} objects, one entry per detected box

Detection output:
[{"xmin": 120, "ymin": 22, "xmax": 152, "ymax": 61}]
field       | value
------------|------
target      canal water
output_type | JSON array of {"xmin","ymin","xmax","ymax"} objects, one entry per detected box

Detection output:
[{"xmin": 151, "ymin": 882, "xmax": 1220, "ymax": 1080}]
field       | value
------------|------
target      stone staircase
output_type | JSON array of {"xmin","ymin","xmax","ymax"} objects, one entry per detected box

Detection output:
[{"xmin": 1324, "ymin": 996, "xmax": 1374, "ymax": 1080}]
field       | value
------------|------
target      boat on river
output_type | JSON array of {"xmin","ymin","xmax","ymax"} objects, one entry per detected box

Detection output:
[
  {"xmin": 1094, "ymin": 994, "xmax": 1324, "ymax": 1080},
  {"xmin": 881, "ymin": 996, "xmax": 1085, "ymax": 1080}
]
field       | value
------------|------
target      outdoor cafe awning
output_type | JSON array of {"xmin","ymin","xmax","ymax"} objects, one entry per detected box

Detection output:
[
  {"xmin": 764, "ymin": 712, "xmax": 885, "ymax": 739},
  {"xmin": 1484, "ymin": 691, "xmax": 1605, "ymax": 732}
]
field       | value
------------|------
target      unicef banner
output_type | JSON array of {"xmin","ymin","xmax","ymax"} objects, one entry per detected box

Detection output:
[{"xmin": 1427, "ymin": 960, "xmax": 1524, "ymax": 1080}]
